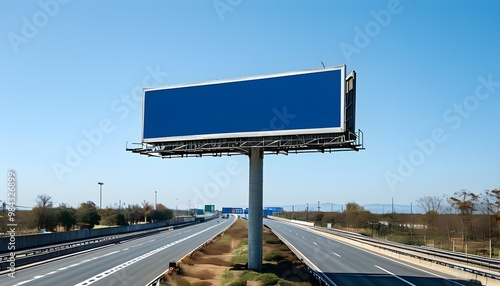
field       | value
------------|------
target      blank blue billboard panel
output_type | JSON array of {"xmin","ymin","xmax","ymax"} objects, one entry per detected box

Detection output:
[{"xmin": 143, "ymin": 66, "xmax": 345, "ymax": 143}]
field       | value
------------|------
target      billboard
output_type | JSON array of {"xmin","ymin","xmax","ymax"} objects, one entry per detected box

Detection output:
[{"xmin": 142, "ymin": 66, "xmax": 346, "ymax": 143}]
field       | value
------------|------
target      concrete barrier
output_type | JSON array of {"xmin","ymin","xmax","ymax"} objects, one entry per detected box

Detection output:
[
  {"xmin": 267, "ymin": 216, "xmax": 315, "ymax": 227},
  {"xmin": 0, "ymin": 219, "xmax": 196, "ymax": 253},
  {"xmin": 0, "ymin": 228, "xmax": 165, "ymax": 271},
  {"xmin": 268, "ymin": 217, "xmax": 499, "ymax": 285},
  {"xmin": 308, "ymin": 227, "xmax": 500, "ymax": 286}
]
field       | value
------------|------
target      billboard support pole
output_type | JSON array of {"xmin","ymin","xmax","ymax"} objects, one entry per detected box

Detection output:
[{"xmin": 248, "ymin": 147, "xmax": 263, "ymax": 271}]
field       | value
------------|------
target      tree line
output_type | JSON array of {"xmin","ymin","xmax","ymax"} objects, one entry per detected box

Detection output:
[
  {"xmin": 19, "ymin": 194, "xmax": 174, "ymax": 232},
  {"xmin": 286, "ymin": 188, "xmax": 499, "ymax": 255}
]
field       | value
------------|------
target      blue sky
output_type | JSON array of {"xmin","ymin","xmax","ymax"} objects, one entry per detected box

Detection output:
[{"xmin": 1, "ymin": 0, "xmax": 499, "ymax": 211}]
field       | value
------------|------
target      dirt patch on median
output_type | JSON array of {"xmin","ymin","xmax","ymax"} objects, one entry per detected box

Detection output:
[{"xmin": 160, "ymin": 218, "xmax": 319, "ymax": 286}]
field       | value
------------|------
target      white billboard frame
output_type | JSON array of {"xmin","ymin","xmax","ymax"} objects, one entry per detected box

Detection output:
[{"xmin": 141, "ymin": 65, "xmax": 346, "ymax": 144}]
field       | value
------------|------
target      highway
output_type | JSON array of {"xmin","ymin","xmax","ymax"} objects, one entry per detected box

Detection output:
[
  {"xmin": 0, "ymin": 217, "xmax": 235, "ymax": 286},
  {"xmin": 264, "ymin": 219, "xmax": 480, "ymax": 286}
]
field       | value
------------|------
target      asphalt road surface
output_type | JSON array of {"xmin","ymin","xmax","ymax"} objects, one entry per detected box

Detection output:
[
  {"xmin": 0, "ymin": 216, "xmax": 235, "ymax": 286},
  {"xmin": 264, "ymin": 219, "xmax": 480, "ymax": 286}
]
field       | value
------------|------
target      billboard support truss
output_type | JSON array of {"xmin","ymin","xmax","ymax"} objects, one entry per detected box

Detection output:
[{"xmin": 126, "ymin": 130, "xmax": 363, "ymax": 158}]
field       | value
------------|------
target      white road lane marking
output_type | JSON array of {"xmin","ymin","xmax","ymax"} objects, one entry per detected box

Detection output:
[
  {"xmin": 374, "ymin": 265, "xmax": 416, "ymax": 286},
  {"xmin": 332, "ymin": 252, "xmax": 341, "ymax": 257},
  {"xmin": 74, "ymin": 224, "xmax": 221, "ymax": 286},
  {"xmin": 13, "ymin": 251, "xmax": 120, "ymax": 286},
  {"xmin": 317, "ymin": 230, "xmax": 468, "ymax": 285}
]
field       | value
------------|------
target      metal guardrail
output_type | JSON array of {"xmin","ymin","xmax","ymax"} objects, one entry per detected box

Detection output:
[
  {"xmin": 313, "ymin": 226, "xmax": 500, "ymax": 281},
  {"xmin": 144, "ymin": 217, "xmax": 237, "ymax": 286},
  {"xmin": 1, "ymin": 234, "xmax": 120, "ymax": 262},
  {"xmin": 266, "ymin": 217, "xmax": 500, "ymax": 284},
  {"xmin": 0, "ymin": 221, "xmax": 206, "ymax": 272},
  {"xmin": 318, "ymin": 226, "xmax": 500, "ymax": 268}
]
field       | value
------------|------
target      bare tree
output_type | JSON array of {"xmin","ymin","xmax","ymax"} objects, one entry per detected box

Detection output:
[
  {"xmin": 31, "ymin": 194, "xmax": 57, "ymax": 231},
  {"xmin": 345, "ymin": 202, "xmax": 364, "ymax": 211},
  {"xmin": 482, "ymin": 189, "xmax": 500, "ymax": 213},
  {"xmin": 416, "ymin": 195, "xmax": 444, "ymax": 230},
  {"xmin": 141, "ymin": 201, "xmax": 152, "ymax": 223},
  {"xmin": 482, "ymin": 188, "xmax": 500, "ymax": 239},
  {"xmin": 344, "ymin": 202, "xmax": 367, "ymax": 228},
  {"xmin": 448, "ymin": 190, "xmax": 479, "ymax": 242}
]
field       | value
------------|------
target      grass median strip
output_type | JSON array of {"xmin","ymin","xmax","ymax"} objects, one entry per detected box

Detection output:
[{"xmin": 160, "ymin": 217, "xmax": 319, "ymax": 286}]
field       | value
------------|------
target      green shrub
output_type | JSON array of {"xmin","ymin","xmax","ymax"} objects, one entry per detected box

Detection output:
[
  {"xmin": 257, "ymin": 273, "xmax": 280, "ymax": 286},
  {"xmin": 239, "ymin": 271, "xmax": 259, "ymax": 281},
  {"xmin": 264, "ymin": 251, "xmax": 285, "ymax": 262},
  {"xmin": 227, "ymin": 282, "xmax": 246, "ymax": 286}
]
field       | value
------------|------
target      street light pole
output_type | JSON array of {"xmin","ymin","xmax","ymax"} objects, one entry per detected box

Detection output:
[
  {"xmin": 154, "ymin": 191, "xmax": 157, "ymax": 210},
  {"xmin": 306, "ymin": 203, "xmax": 309, "ymax": 221},
  {"xmin": 98, "ymin": 182, "xmax": 104, "ymax": 209},
  {"xmin": 487, "ymin": 198, "xmax": 492, "ymax": 258}
]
